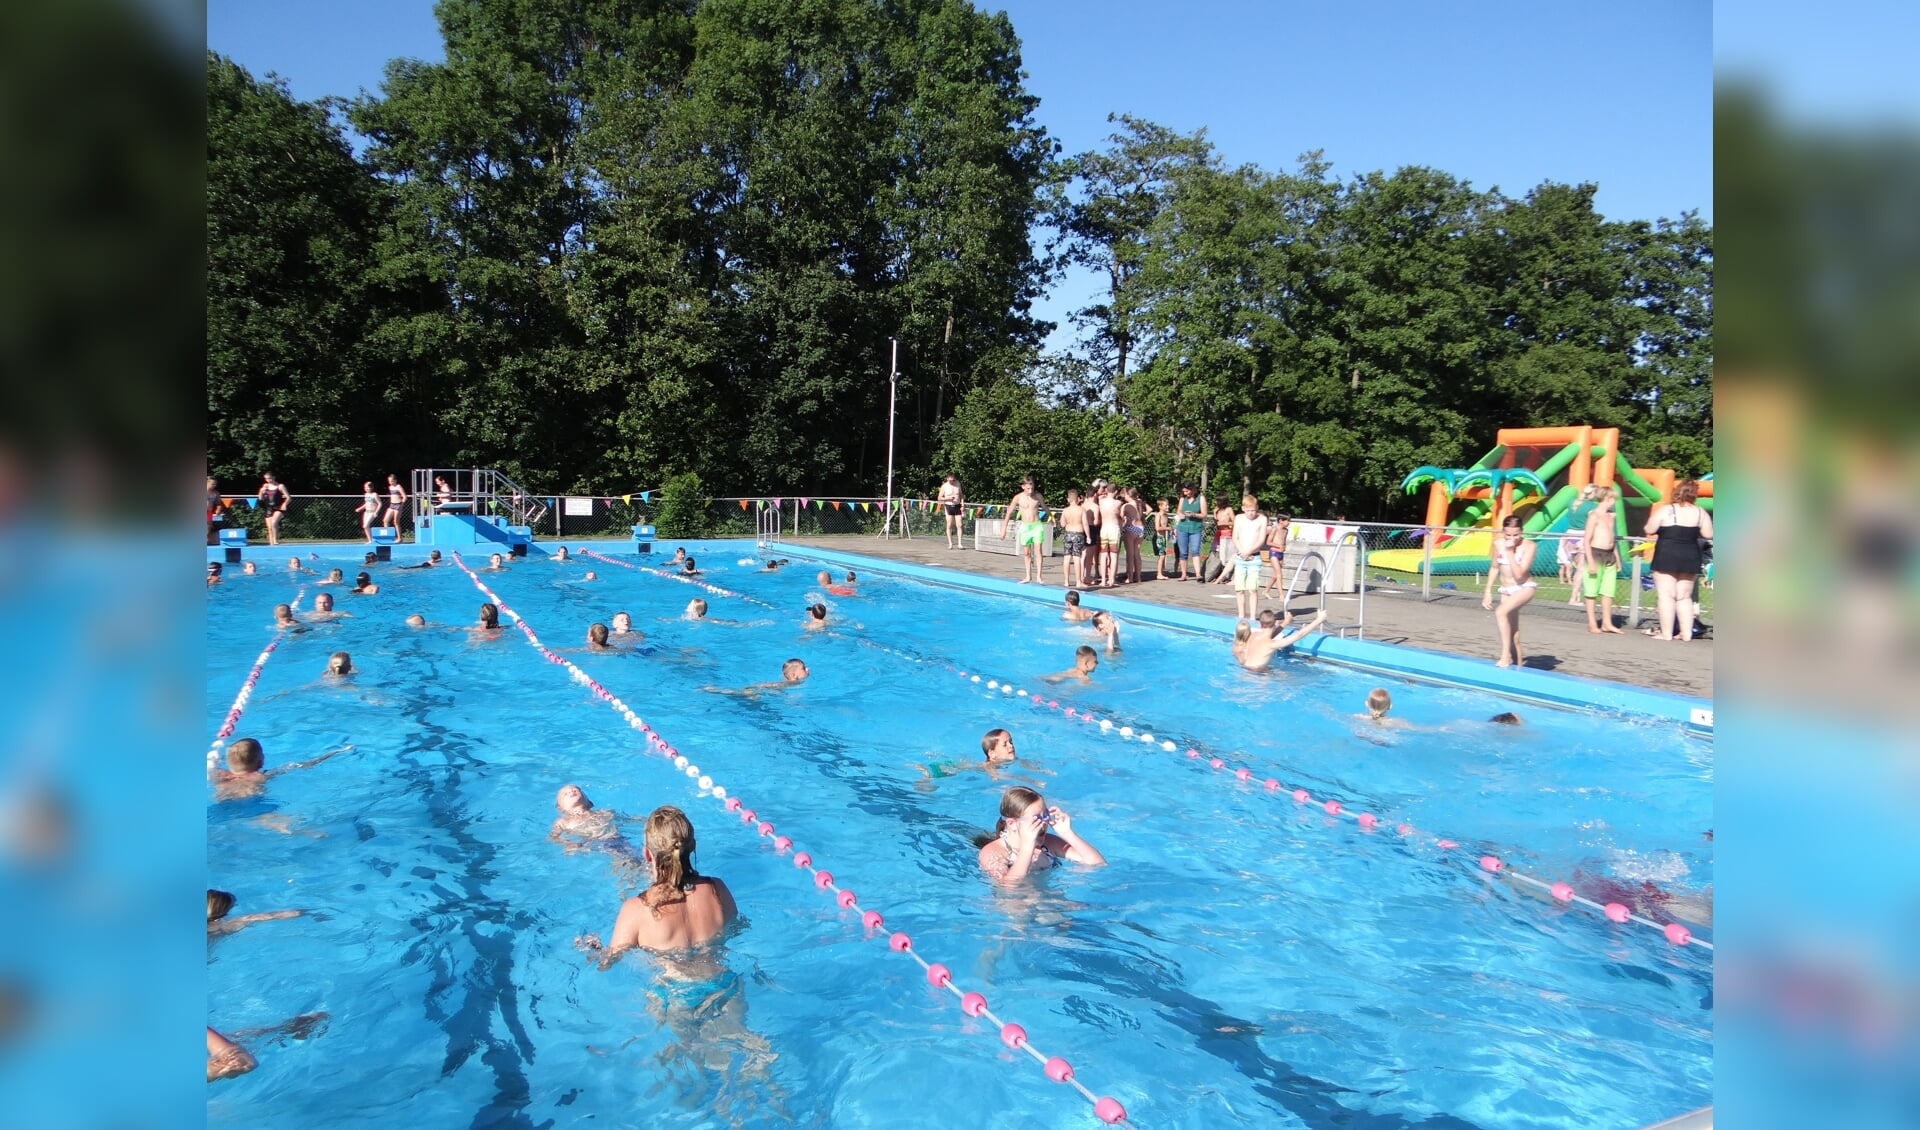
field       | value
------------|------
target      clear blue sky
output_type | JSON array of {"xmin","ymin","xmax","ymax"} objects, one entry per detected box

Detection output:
[{"xmin": 209, "ymin": 0, "xmax": 1712, "ymax": 342}]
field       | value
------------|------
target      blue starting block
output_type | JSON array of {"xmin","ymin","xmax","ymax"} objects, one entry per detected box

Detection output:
[
  {"xmin": 370, "ymin": 527, "xmax": 398, "ymax": 560},
  {"xmin": 632, "ymin": 525, "xmax": 655, "ymax": 555},
  {"xmin": 218, "ymin": 527, "xmax": 247, "ymax": 563}
]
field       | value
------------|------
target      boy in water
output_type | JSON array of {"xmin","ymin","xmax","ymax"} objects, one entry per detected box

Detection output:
[
  {"xmin": 704, "ymin": 658, "xmax": 810, "ymax": 697},
  {"xmin": 271, "ymin": 604, "xmax": 304, "ymax": 631},
  {"xmin": 1061, "ymin": 590, "xmax": 1093, "ymax": 622},
  {"xmin": 1360, "ymin": 688, "xmax": 1409, "ymax": 728},
  {"xmin": 211, "ymin": 738, "xmax": 346, "ymax": 802},
  {"xmin": 1043, "ymin": 646, "xmax": 1099, "ymax": 684},
  {"xmin": 322, "ymin": 652, "xmax": 354, "ymax": 678},
  {"xmin": 804, "ymin": 604, "xmax": 828, "ymax": 631},
  {"xmin": 1091, "ymin": 611, "xmax": 1122, "ymax": 653},
  {"xmin": 207, "ymin": 889, "xmax": 302, "ymax": 938},
  {"xmin": 922, "ymin": 727, "xmax": 1021, "ymax": 780},
  {"xmin": 1231, "ymin": 610, "xmax": 1326, "ymax": 671}
]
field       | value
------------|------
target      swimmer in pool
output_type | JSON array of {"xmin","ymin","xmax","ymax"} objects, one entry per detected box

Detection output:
[
  {"xmin": 1361, "ymin": 688, "xmax": 1409, "ymax": 728},
  {"xmin": 399, "ymin": 550, "xmax": 443, "ymax": 570},
  {"xmin": 554, "ymin": 546, "xmax": 570, "ymax": 561},
  {"xmin": 350, "ymin": 571, "xmax": 379, "ymax": 594},
  {"xmin": 704, "ymin": 659, "xmax": 808, "ymax": 697},
  {"xmin": 549, "ymin": 784, "xmax": 630, "ymax": 851},
  {"xmin": 405, "ymin": 614, "xmax": 427, "ymax": 628},
  {"xmin": 271, "ymin": 603, "xmax": 304, "ymax": 631},
  {"xmin": 1042, "ymin": 646, "xmax": 1099, "ymax": 684},
  {"xmin": 803, "ymin": 604, "xmax": 828, "ymax": 631},
  {"xmin": 206, "ymin": 889, "xmax": 302, "ymax": 938},
  {"xmin": 684, "ymin": 599, "xmax": 707, "ymax": 621},
  {"xmin": 322, "ymin": 651, "xmax": 354, "ymax": 678},
  {"xmin": 363, "ymin": 552, "xmax": 378, "ymax": 566},
  {"xmin": 318, "ymin": 568, "xmax": 344, "ymax": 585},
  {"xmin": 973, "ymin": 786, "xmax": 1104, "ymax": 884},
  {"xmin": 580, "ymin": 805, "xmax": 738, "ymax": 961},
  {"xmin": 581, "ymin": 570, "xmax": 598, "ymax": 582},
  {"xmin": 1231, "ymin": 610, "xmax": 1325, "ymax": 671},
  {"xmin": 241, "ymin": 560, "xmax": 258, "ymax": 576},
  {"xmin": 483, "ymin": 553, "xmax": 509, "ymax": 572},
  {"xmin": 682, "ymin": 557, "xmax": 701, "ymax": 576},
  {"xmin": 307, "ymin": 592, "xmax": 350, "ymax": 621},
  {"xmin": 760, "ymin": 559, "xmax": 785, "ymax": 572},
  {"xmin": 207, "ymin": 561, "xmax": 223, "ymax": 586},
  {"xmin": 1060, "ymin": 590, "xmax": 1094, "ymax": 622},
  {"xmin": 211, "ymin": 737, "xmax": 347, "ymax": 802},
  {"xmin": 670, "ymin": 548, "xmax": 687, "ymax": 564},
  {"xmin": 1487, "ymin": 711, "xmax": 1522, "ymax": 725},
  {"xmin": 611, "ymin": 611, "xmax": 645, "ymax": 641},
  {"xmin": 472, "ymin": 602, "xmax": 504, "ymax": 634},
  {"xmin": 921, "ymin": 726, "xmax": 1023, "ymax": 781},
  {"xmin": 1090, "ymin": 610, "xmax": 1122, "ymax": 653}
]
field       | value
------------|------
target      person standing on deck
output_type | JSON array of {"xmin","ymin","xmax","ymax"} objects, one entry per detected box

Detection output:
[{"xmin": 1002, "ymin": 477, "xmax": 1046, "ymax": 584}]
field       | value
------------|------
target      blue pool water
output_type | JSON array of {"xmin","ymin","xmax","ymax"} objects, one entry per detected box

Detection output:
[{"xmin": 207, "ymin": 541, "xmax": 1712, "ymax": 1129}]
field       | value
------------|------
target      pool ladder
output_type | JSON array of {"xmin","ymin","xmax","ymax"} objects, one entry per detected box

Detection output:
[
  {"xmin": 755, "ymin": 498, "xmax": 783, "ymax": 549},
  {"xmin": 1280, "ymin": 530, "xmax": 1366, "ymax": 640}
]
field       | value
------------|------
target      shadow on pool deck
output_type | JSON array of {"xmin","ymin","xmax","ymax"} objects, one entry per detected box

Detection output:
[{"xmin": 777, "ymin": 537, "xmax": 1713, "ymax": 700}]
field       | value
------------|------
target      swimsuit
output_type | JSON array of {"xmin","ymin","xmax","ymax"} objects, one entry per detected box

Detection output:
[
  {"xmin": 1019, "ymin": 520, "xmax": 1045, "ymax": 547},
  {"xmin": 1582, "ymin": 544, "xmax": 1620, "ymax": 598},
  {"xmin": 1495, "ymin": 545, "xmax": 1538, "ymax": 596},
  {"xmin": 944, "ymin": 503, "xmax": 962, "ymax": 516},
  {"xmin": 1098, "ymin": 525, "xmax": 1121, "ymax": 546},
  {"xmin": 1063, "ymin": 531, "xmax": 1087, "ymax": 554},
  {"xmin": 1650, "ymin": 507, "xmax": 1704, "ymax": 576},
  {"xmin": 1001, "ymin": 835, "xmax": 1061, "ymax": 872},
  {"xmin": 1233, "ymin": 557, "xmax": 1262, "ymax": 590}
]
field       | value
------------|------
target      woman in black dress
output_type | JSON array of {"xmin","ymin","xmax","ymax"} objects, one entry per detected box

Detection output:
[{"xmin": 1645, "ymin": 478, "xmax": 1713, "ymax": 641}]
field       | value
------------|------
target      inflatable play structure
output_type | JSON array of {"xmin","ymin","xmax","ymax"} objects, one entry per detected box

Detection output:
[{"xmin": 1368, "ymin": 426, "xmax": 1714, "ymax": 576}]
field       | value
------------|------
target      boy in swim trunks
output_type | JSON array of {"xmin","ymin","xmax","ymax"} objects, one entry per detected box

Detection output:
[
  {"xmin": 1059, "ymin": 489, "xmax": 1088, "ymax": 587},
  {"xmin": 1582, "ymin": 486, "xmax": 1623, "ymax": 633},
  {"xmin": 1229, "ymin": 495, "xmax": 1269, "ymax": 620},
  {"xmin": 938, "ymin": 474, "xmax": 965, "ymax": 548},
  {"xmin": 1002, "ymin": 477, "xmax": 1046, "ymax": 584}
]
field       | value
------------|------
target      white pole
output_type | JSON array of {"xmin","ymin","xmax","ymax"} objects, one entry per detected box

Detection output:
[{"xmin": 883, "ymin": 337, "xmax": 898, "ymax": 539}]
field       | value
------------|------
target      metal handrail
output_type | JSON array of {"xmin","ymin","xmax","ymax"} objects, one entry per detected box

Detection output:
[{"xmin": 1316, "ymin": 530, "xmax": 1366, "ymax": 639}]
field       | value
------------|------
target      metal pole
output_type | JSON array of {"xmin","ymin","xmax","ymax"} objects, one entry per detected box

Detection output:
[
  {"xmin": 1421, "ymin": 526, "xmax": 1434, "ymax": 602},
  {"xmin": 883, "ymin": 337, "xmax": 898, "ymax": 539},
  {"xmin": 1628, "ymin": 547, "xmax": 1644, "ymax": 629}
]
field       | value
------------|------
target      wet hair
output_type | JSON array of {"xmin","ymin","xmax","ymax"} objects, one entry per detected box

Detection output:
[
  {"xmin": 808, "ymin": 603, "xmax": 827, "ymax": 620},
  {"xmin": 1233, "ymin": 622, "xmax": 1254, "ymax": 643},
  {"xmin": 588, "ymin": 623, "xmax": 609, "ymax": 646},
  {"xmin": 844, "ymin": 571, "xmax": 856, "ymax": 583},
  {"xmin": 428, "ymin": 550, "xmax": 441, "ymax": 561},
  {"xmin": 405, "ymin": 614, "xmax": 426, "ymax": 627},
  {"xmin": 363, "ymin": 552, "xmax": 377, "ymax": 564},
  {"xmin": 327, "ymin": 569, "xmax": 344, "ymax": 582},
  {"xmin": 1074, "ymin": 645, "xmax": 1097, "ymax": 667},
  {"xmin": 613, "ymin": 611, "xmax": 633, "ymax": 627},
  {"xmin": 1488, "ymin": 711, "xmax": 1522, "ymax": 725},
  {"xmin": 478, "ymin": 603, "xmax": 499, "ymax": 628},
  {"xmin": 1092, "ymin": 611, "xmax": 1112, "ymax": 630},
  {"xmin": 1366, "ymin": 688, "xmax": 1392, "ymax": 716},
  {"xmin": 1064, "ymin": 590, "xmax": 1081, "ymax": 606},
  {"xmin": 207, "ymin": 889, "xmax": 236, "ymax": 921},
  {"xmin": 1256, "ymin": 609, "xmax": 1277, "ymax": 627},
  {"xmin": 226, "ymin": 738, "xmax": 264, "ymax": 772},
  {"xmin": 327, "ymin": 651, "xmax": 352, "ymax": 674},
  {"xmin": 1672, "ymin": 479, "xmax": 1699, "ymax": 505},
  {"xmin": 273, "ymin": 603, "xmax": 293, "ymax": 620},
  {"xmin": 971, "ymin": 786, "xmax": 1044, "ymax": 848},
  {"xmin": 683, "ymin": 557, "xmax": 697, "ymax": 571},
  {"xmin": 640, "ymin": 806, "xmax": 700, "ymax": 915},
  {"xmin": 688, "ymin": 599, "xmax": 707, "ymax": 617},
  {"xmin": 782, "ymin": 658, "xmax": 808, "ymax": 681},
  {"xmin": 981, "ymin": 728, "xmax": 1011, "ymax": 757},
  {"xmin": 314, "ymin": 593, "xmax": 334, "ymax": 611},
  {"xmin": 354, "ymin": 572, "xmax": 372, "ymax": 586}
]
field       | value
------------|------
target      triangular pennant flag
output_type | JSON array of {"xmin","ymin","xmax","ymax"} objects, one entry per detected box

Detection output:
[
  {"xmin": 799, "ymin": 497, "xmax": 810, "ymax": 508},
  {"xmin": 221, "ymin": 497, "xmax": 236, "ymax": 508},
  {"xmin": 757, "ymin": 499, "xmax": 767, "ymax": 510},
  {"xmin": 245, "ymin": 498, "xmax": 258, "ymax": 509},
  {"xmin": 641, "ymin": 491, "xmax": 651, "ymax": 503},
  {"xmin": 621, "ymin": 494, "xmax": 631, "ymax": 504},
  {"xmin": 771, "ymin": 497, "xmax": 781, "ymax": 507},
  {"xmin": 831, "ymin": 501, "xmax": 841, "ymax": 511},
  {"xmin": 860, "ymin": 502, "xmax": 871, "ymax": 512},
  {"xmin": 739, "ymin": 499, "xmax": 750, "ymax": 511}
]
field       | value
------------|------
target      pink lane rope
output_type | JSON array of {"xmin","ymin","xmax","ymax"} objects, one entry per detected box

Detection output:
[
  {"xmin": 580, "ymin": 549, "xmax": 781, "ymax": 611},
  {"xmin": 207, "ymin": 586, "xmax": 307, "ymax": 771},
  {"xmin": 449, "ymin": 553, "xmax": 1131, "ymax": 1125},
  {"xmin": 938, "ymin": 663, "xmax": 1712, "ymax": 953}
]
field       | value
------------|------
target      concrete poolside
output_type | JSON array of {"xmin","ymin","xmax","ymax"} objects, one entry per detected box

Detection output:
[{"xmin": 779, "ymin": 536, "xmax": 1713, "ymax": 700}]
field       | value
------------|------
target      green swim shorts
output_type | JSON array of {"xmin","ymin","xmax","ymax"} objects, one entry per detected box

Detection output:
[
  {"xmin": 1019, "ymin": 520, "xmax": 1045, "ymax": 547},
  {"xmin": 1582, "ymin": 560, "xmax": 1619, "ymax": 599}
]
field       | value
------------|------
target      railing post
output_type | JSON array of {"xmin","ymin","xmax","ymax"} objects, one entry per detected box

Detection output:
[
  {"xmin": 1628, "ymin": 547, "xmax": 1644, "ymax": 629},
  {"xmin": 1421, "ymin": 526, "xmax": 1434, "ymax": 602}
]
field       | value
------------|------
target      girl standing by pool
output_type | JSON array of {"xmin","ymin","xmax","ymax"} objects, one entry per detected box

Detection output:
[
  {"xmin": 974, "ymin": 787, "xmax": 1104, "ymax": 884},
  {"xmin": 257, "ymin": 473, "xmax": 289, "ymax": 546},
  {"xmin": 1482, "ymin": 514, "xmax": 1538, "ymax": 668},
  {"xmin": 358, "ymin": 481, "xmax": 381, "ymax": 543}
]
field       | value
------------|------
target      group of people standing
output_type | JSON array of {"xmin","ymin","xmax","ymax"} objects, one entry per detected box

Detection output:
[
  {"xmin": 206, "ymin": 472, "xmax": 413, "ymax": 547},
  {"xmin": 987, "ymin": 476, "xmax": 1293, "ymax": 603}
]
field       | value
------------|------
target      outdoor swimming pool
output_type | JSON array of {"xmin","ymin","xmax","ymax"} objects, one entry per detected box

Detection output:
[{"xmin": 207, "ymin": 540, "xmax": 1712, "ymax": 1129}]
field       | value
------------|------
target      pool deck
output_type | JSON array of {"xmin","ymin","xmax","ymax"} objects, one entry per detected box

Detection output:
[{"xmin": 779, "ymin": 536, "xmax": 1713, "ymax": 701}]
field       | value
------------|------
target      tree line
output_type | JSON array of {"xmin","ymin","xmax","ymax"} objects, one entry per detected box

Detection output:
[{"xmin": 208, "ymin": 0, "xmax": 1710, "ymax": 521}]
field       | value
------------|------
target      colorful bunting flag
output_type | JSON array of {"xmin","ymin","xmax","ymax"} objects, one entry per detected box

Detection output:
[
  {"xmin": 860, "ymin": 502, "xmax": 871, "ymax": 513},
  {"xmin": 641, "ymin": 491, "xmax": 651, "ymax": 503},
  {"xmin": 831, "ymin": 501, "xmax": 842, "ymax": 511},
  {"xmin": 245, "ymin": 498, "xmax": 257, "ymax": 509},
  {"xmin": 621, "ymin": 494, "xmax": 631, "ymax": 504},
  {"xmin": 799, "ymin": 496, "xmax": 811, "ymax": 508},
  {"xmin": 739, "ymin": 499, "xmax": 750, "ymax": 511}
]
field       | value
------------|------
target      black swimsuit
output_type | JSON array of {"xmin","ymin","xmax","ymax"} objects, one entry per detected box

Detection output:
[{"xmin": 1650, "ymin": 507, "xmax": 1703, "ymax": 575}]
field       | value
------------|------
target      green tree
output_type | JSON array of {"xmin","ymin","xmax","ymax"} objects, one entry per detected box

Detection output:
[{"xmin": 206, "ymin": 53, "xmax": 383, "ymax": 486}]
